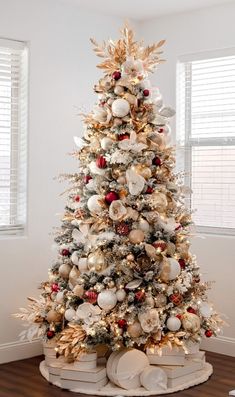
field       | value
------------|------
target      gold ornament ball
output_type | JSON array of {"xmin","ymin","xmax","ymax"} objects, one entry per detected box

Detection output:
[
  {"xmin": 59, "ymin": 263, "xmax": 72, "ymax": 280},
  {"xmin": 46, "ymin": 310, "xmax": 62, "ymax": 323},
  {"xmin": 152, "ymin": 192, "xmax": 168, "ymax": 211},
  {"xmin": 87, "ymin": 250, "xmax": 106, "ymax": 273},
  {"xmin": 182, "ymin": 312, "xmax": 201, "ymax": 333},
  {"xmin": 129, "ymin": 229, "xmax": 145, "ymax": 244},
  {"xmin": 131, "ymin": 164, "xmax": 152, "ymax": 180},
  {"xmin": 73, "ymin": 284, "xmax": 84, "ymax": 298},
  {"xmin": 127, "ymin": 321, "xmax": 143, "ymax": 338},
  {"xmin": 126, "ymin": 253, "xmax": 135, "ymax": 261},
  {"xmin": 154, "ymin": 294, "xmax": 167, "ymax": 307}
]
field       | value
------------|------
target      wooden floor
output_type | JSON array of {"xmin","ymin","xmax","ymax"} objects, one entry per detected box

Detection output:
[{"xmin": 0, "ymin": 351, "xmax": 234, "ymax": 397}]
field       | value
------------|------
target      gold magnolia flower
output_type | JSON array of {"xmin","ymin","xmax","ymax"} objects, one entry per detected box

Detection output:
[{"xmin": 138, "ymin": 309, "xmax": 160, "ymax": 333}]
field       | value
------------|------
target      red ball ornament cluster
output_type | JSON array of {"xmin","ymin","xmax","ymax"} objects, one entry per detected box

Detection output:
[
  {"xmin": 47, "ymin": 330, "xmax": 55, "ymax": 339},
  {"xmin": 153, "ymin": 156, "xmax": 162, "ymax": 166},
  {"xmin": 143, "ymin": 89, "xmax": 150, "ymax": 97},
  {"xmin": 105, "ymin": 191, "xmax": 119, "ymax": 204},
  {"xmin": 96, "ymin": 155, "xmax": 107, "ymax": 168},
  {"xmin": 205, "ymin": 330, "xmax": 213, "ymax": 338},
  {"xmin": 118, "ymin": 319, "xmax": 127, "ymax": 329},
  {"xmin": 51, "ymin": 283, "xmax": 60, "ymax": 292},
  {"xmin": 146, "ymin": 186, "xmax": 154, "ymax": 194},
  {"xmin": 61, "ymin": 248, "xmax": 70, "ymax": 256},
  {"xmin": 178, "ymin": 259, "xmax": 186, "ymax": 269},
  {"xmin": 113, "ymin": 71, "xmax": 121, "ymax": 80},
  {"xmin": 169, "ymin": 293, "xmax": 183, "ymax": 306},
  {"xmin": 84, "ymin": 291, "xmax": 98, "ymax": 304},
  {"xmin": 116, "ymin": 222, "xmax": 130, "ymax": 236}
]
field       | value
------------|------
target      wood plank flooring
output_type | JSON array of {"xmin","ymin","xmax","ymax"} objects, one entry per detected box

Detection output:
[{"xmin": 0, "ymin": 351, "xmax": 234, "ymax": 397}]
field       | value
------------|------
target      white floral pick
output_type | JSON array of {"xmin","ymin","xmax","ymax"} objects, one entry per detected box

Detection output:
[
  {"xmin": 73, "ymin": 136, "xmax": 87, "ymax": 149},
  {"xmin": 118, "ymin": 131, "xmax": 147, "ymax": 152},
  {"xmin": 126, "ymin": 168, "xmax": 145, "ymax": 196},
  {"xmin": 72, "ymin": 223, "xmax": 97, "ymax": 250}
]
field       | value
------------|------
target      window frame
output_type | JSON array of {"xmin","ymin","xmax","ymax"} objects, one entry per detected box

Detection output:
[
  {"xmin": 0, "ymin": 38, "xmax": 28, "ymax": 237},
  {"xmin": 176, "ymin": 48, "xmax": 235, "ymax": 236}
]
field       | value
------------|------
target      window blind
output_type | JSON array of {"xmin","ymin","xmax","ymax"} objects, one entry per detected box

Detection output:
[
  {"xmin": 177, "ymin": 51, "xmax": 235, "ymax": 235},
  {"xmin": 0, "ymin": 39, "xmax": 28, "ymax": 235}
]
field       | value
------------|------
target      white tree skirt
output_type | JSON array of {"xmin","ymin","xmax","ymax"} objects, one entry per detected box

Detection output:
[{"xmin": 39, "ymin": 360, "xmax": 213, "ymax": 396}]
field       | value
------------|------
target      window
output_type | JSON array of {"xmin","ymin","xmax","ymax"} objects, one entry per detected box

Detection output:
[
  {"xmin": 177, "ymin": 49, "xmax": 235, "ymax": 235},
  {"xmin": 0, "ymin": 39, "xmax": 28, "ymax": 235}
]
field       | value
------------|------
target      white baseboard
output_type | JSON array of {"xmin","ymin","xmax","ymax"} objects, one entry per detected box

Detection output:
[
  {"xmin": 201, "ymin": 335, "xmax": 235, "ymax": 357},
  {"xmin": 0, "ymin": 339, "xmax": 43, "ymax": 364}
]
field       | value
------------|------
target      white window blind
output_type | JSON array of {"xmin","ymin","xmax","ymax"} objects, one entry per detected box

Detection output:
[
  {"xmin": 177, "ymin": 49, "xmax": 235, "ymax": 235},
  {"xmin": 0, "ymin": 38, "xmax": 28, "ymax": 235}
]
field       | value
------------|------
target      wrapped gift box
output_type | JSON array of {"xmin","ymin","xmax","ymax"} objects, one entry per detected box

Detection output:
[
  {"xmin": 61, "ymin": 377, "xmax": 108, "ymax": 391},
  {"xmin": 161, "ymin": 359, "xmax": 204, "ymax": 379},
  {"xmin": 147, "ymin": 346, "xmax": 185, "ymax": 366},
  {"xmin": 45, "ymin": 355, "xmax": 64, "ymax": 366},
  {"xmin": 186, "ymin": 351, "xmax": 205, "ymax": 364},
  {"xmin": 61, "ymin": 364, "xmax": 106, "ymax": 382},
  {"xmin": 48, "ymin": 361, "xmax": 63, "ymax": 384},
  {"xmin": 167, "ymin": 368, "xmax": 205, "ymax": 389},
  {"xmin": 43, "ymin": 341, "xmax": 57, "ymax": 357},
  {"xmin": 140, "ymin": 365, "xmax": 167, "ymax": 391}
]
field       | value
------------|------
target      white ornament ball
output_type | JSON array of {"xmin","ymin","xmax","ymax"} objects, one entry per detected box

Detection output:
[
  {"xmin": 116, "ymin": 289, "xmax": 126, "ymax": 302},
  {"xmin": 55, "ymin": 291, "xmax": 64, "ymax": 304},
  {"xmin": 87, "ymin": 195, "xmax": 103, "ymax": 214},
  {"xmin": 199, "ymin": 302, "xmax": 213, "ymax": 318},
  {"xmin": 166, "ymin": 316, "xmax": 181, "ymax": 331},
  {"xmin": 97, "ymin": 290, "xmax": 117, "ymax": 311},
  {"xmin": 168, "ymin": 258, "xmax": 181, "ymax": 280},
  {"xmin": 101, "ymin": 137, "xmax": 113, "ymax": 150},
  {"xmin": 78, "ymin": 257, "xmax": 88, "ymax": 273},
  {"xmin": 64, "ymin": 308, "xmax": 76, "ymax": 321},
  {"xmin": 112, "ymin": 98, "xmax": 130, "ymax": 118},
  {"xmin": 127, "ymin": 321, "xmax": 143, "ymax": 338},
  {"xmin": 138, "ymin": 218, "xmax": 150, "ymax": 232}
]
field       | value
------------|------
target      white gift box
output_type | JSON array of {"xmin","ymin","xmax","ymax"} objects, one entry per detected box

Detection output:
[
  {"xmin": 60, "ymin": 377, "xmax": 108, "ymax": 391},
  {"xmin": 147, "ymin": 346, "xmax": 185, "ymax": 356},
  {"xmin": 186, "ymin": 351, "xmax": 205, "ymax": 364},
  {"xmin": 147, "ymin": 354, "xmax": 185, "ymax": 366},
  {"xmin": 73, "ymin": 360, "xmax": 97, "ymax": 370},
  {"xmin": 167, "ymin": 368, "xmax": 205, "ymax": 389},
  {"xmin": 48, "ymin": 361, "xmax": 63, "ymax": 376},
  {"xmin": 61, "ymin": 364, "xmax": 106, "ymax": 382},
  {"xmin": 161, "ymin": 359, "xmax": 204, "ymax": 379},
  {"xmin": 77, "ymin": 351, "xmax": 97, "ymax": 362},
  {"xmin": 140, "ymin": 365, "xmax": 168, "ymax": 391}
]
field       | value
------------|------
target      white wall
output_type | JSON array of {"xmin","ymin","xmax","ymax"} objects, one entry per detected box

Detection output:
[
  {"xmin": 0, "ymin": 0, "xmax": 129, "ymax": 363},
  {"xmin": 139, "ymin": 2, "xmax": 235, "ymax": 356}
]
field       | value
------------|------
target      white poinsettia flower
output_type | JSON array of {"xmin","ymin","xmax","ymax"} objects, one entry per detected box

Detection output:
[
  {"xmin": 109, "ymin": 200, "xmax": 127, "ymax": 221},
  {"xmin": 157, "ymin": 217, "xmax": 177, "ymax": 235},
  {"xmin": 126, "ymin": 169, "xmax": 145, "ymax": 196},
  {"xmin": 138, "ymin": 309, "xmax": 160, "ymax": 333},
  {"xmin": 122, "ymin": 56, "xmax": 145, "ymax": 77},
  {"xmin": 72, "ymin": 223, "xmax": 97, "ymax": 250},
  {"xmin": 75, "ymin": 303, "xmax": 101, "ymax": 326},
  {"xmin": 93, "ymin": 105, "xmax": 112, "ymax": 125},
  {"xmin": 118, "ymin": 131, "xmax": 147, "ymax": 152}
]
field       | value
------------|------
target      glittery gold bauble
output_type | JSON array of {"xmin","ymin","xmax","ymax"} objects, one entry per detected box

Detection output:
[
  {"xmin": 127, "ymin": 321, "xmax": 143, "ymax": 338},
  {"xmin": 87, "ymin": 250, "xmax": 106, "ymax": 273},
  {"xmin": 46, "ymin": 310, "xmax": 62, "ymax": 323},
  {"xmin": 73, "ymin": 284, "xmax": 84, "ymax": 298},
  {"xmin": 166, "ymin": 242, "xmax": 176, "ymax": 256},
  {"xmin": 154, "ymin": 294, "xmax": 167, "ymax": 307},
  {"xmin": 126, "ymin": 253, "xmax": 135, "ymax": 261},
  {"xmin": 129, "ymin": 229, "xmax": 145, "ymax": 244},
  {"xmin": 151, "ymin": 192, "xmax": 168, "ymax": 212},
  {"xmin": 182, "ymin": 312, "xmax": 201, "ymax": 333},
  {"xmin": 59, "ymin": 263, "xmax": 72, "ymax": 280},
  {"xmin": 131, "ymin": 164, "xmax": 152, "ymax": 180}
]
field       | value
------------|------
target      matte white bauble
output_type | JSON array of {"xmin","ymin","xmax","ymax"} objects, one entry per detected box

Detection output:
[
  {"xmin": 64, "ymin": 308, "xmax": 76, "ymax": 321},
  {"xmin": 101, "ymin": 137, "xmax": 113, "ymax": 150},
  {"xmin": 112, "ymin": 98, "xmax": 130, "ymax": 118},
  {"xmin": 199, "ymin": 302, "xmax": 213, "ymax": 318},
  {"xmin": 138, "ymin": 218, "xmax": 150, "ymax": 232},
  {"xmin": 78, "ymin": 257, "xmax": 88, "ymax": 273},
  {"xmin": 168, "ymin": 258, "xmax": 181, "ymax": 280},
  {"xmin": 55, "ymin": 291, "xmax": 64, "ymax": 304},
  {"xmin": 71, "ymin": 251, "xmax": 79, "ymax": 266},
  {"xmin": 87, "ymin": 195, "xmax": 103, "ymax": 214},
  {"xmin": 166, "ymin": 316, "xmax": 181, "ymax": 331},
  {"xmin": 116, "ymin": 289, "xmax": 126, "ymax": 302},
  {"xmin": 97, "ymin": 290, "xmax": 117, "ymax": 311}
]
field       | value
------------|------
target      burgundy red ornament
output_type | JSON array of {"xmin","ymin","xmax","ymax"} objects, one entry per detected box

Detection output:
[
  {"xmin": 169, "ymin": 293, "xmax": 183, "ymax": 306},
  {"xmin": 84, "ymin": 175, "xmax": 92, "ymax": 184},
  {"xmin": 135, "ymin": 290, "xmax": 145, "ymax": 302},
  {"xmin": 158, "ymin": 127, "xmax": 164, "ymax": 133},
  {"xmin": 118, "ymin": 319, "xmax": 127, "ymax": 329},
  {"xmin": 47, "ymin": 330, "xmax": 55, "ymax": 339},
  {"xmin": 178, "ymin": 259, "xmax": 186, "ymax": 269},
  {"xmin": 84, "ymin": 291, "xmax": 98, "ymax": 304},
  {"xmin": 187, "ymin": 307, "xmax": 197, "ymax": 314},
  {"xmin": 205, "ymin": 330, "xmax": 213, "ymax": 338},
  {"xmin": 153, "ymin": 157, "xmax": 162, "ymax": 166},
  {"xmin": 96, "ymin": 155, "xmax": 107, "ymax": 168},
  {"xmin": 61, "ymin": 248, "xmax": 69, "ymax": 256},
  {"xmin": 51, "ymin": 283, "xmax": 60, "ymax": 293},
  {"xmin": 152, "ymin": 240, "xmax": 167, "ymax": 252},
  {"xmin": 146, "ymin": 186, "xmax": 154, "ymax": 194},
  {"xmin": 113, "ymin": 71, "xmax": 121, "ymax": 80},
  {"xmin": 143, "ymin": 89, "xmax": 150, "ymax": 97},
  {"xmin": 118, "ymin": 134, "xmax": 129, "ymax": 141},
  {"xmin": 116, "ymin": 222, "xmax": 130, "ymax": 236},
  {"xmin": 74, "ymin": 195, "xmax": 80, "ymax": 202},
  {"xmin": 105, "ymin": 191, "xmax": 119, "ymax": 204}
]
